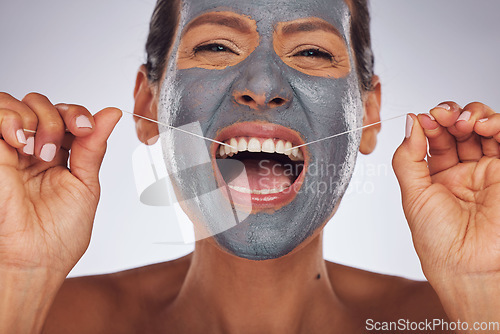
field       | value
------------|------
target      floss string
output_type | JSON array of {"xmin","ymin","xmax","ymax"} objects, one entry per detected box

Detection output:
[{"xmin": 22, "ymin": 111, "xmax": 408, "ymax": 151}]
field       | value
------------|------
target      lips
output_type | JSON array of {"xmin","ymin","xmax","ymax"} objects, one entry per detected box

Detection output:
[{"xmin": 211, "ymin": 122, "xmax": 308, "ymax": 211}]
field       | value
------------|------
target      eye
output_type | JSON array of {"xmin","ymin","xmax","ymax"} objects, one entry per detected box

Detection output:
[
  {"xmin": 293, "ymin": 48, "xmax": 334, "ymax": 61},
  {"xmin": 194, "ymin": 43, "xmax": 240, "ymax": 55}
]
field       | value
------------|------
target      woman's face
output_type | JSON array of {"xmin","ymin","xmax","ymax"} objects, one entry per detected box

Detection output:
[{"xmin": 158, "ymin": 0, "xmax": 364, "ymax": 260}]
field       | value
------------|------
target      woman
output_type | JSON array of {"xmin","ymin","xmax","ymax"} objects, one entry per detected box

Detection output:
[{"xmin": 1, "ymin": 0, "xmax": 499, "ymax": 333}]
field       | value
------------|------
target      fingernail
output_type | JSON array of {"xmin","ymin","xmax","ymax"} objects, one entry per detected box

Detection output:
[
  {"xmin": 40, "ymin": 143, "xmax": 56, "ymax": 162},
  {"xmin": 436, "ymin": 103, "xmax": 451, "ymax": 111},
  {"xmin": 23, "ymin": 137, "xmax": 35, "ymax": 155},
  {"xmin": 76, "ymin": 115, "xmax": 92, "ymax": 129},
  {"xmin": 16, "ymin": 129, "xmax": 27, "ymax": 145},
  {"xmin": 424, "ymin": 113, "xmax": 435, "ymax": 121},
  {"xmin": 478, "ymin": 118, "xmax": 488, "ymax": 123},
  {"xmin": 457, "ymin": 111, "xmax": 471, "ymax": 122},
  {"xmin": 405, "ymin": 115, "xmax": 413, "ymax": 139}
]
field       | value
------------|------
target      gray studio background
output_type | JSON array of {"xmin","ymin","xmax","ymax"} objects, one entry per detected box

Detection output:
[{"xmin": 1, "ymin": 1, "xmax": 499, "ymax": 280}]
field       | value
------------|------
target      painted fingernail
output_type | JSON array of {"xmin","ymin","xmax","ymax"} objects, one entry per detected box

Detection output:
[
  {"xmin": 16, "ymin": 129, "xmax": 27, "ymax": 145},
  {"xmin": 457, "ymin": 111, "xmax": 471, "ymax": 122},
  {"xmin": 405, "ymin": 115, "xmax": 413, "ymax": 139},
  {"xmin": 23, "ymin": 137, "xmax": 35, "ymax": 155},
  {"xmin": 478, "ymin": 118, "xmax": 488, "ymax": 123},
  {"xmin": 76, "ymin": 115, "xmax": 92, "ymax": 129},
  {"xmin": 40, "ymin": 143, "xmax": 56, "ymax": 162},
  {"xmin": 424, "ymin": 113, "xmax": 436, "ymax": 121},
  {"xmin": 436, "ymin": 103, "xmax": 451, "ymax": 111}
]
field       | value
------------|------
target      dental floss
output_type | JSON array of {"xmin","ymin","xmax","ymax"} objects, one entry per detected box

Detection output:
[
  {"xmin": 287, "ymin": 113, "xmax": 407, "ymax": 152},
  {"xmin": 22, "ymin": 111, "xmax": 407, "ymax": 151},
  {"xmin": 22, "ymin": 110, "xmax": 236, "ymax": 150},
  {"xmin": 121, "ymin": 110, "xmax": 235, "ymax": 149}
]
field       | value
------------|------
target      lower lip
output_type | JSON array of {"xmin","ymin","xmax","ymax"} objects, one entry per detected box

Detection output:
[{"xmin": 212, "ymin": 157, "xmax": 307, "ymax": 212}]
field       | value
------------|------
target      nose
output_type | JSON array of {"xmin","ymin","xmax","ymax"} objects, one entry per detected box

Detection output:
[
  {"xmin": 234, "ymin": 90, "xmax": 288, "ymax": 109},
  {"xmin": 232, "ymin": 53, "xmax": 292, "ymax": 110}
]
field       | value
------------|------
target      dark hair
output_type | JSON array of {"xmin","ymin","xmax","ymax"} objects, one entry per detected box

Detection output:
[
  {"xmin": 145, "ymin": 0, "xmax": 181, "ymax": 83},
  {"xmin": 145, "ymin": 0, "xmax": 374, "ymax": 92},
  {"xmin": 349, "ymin": 0, "xmax": 374, "ymax": 92}
]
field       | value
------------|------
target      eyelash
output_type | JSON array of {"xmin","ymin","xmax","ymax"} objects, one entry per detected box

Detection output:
[
  {"xmin": 192, "ymin": 44, "xmax": 338, "ymax": 65},
  {"xmin": 194, "ymin": 43, "xmax": 240, "ymax": 55},
  {"xmin": 293, "ymin": 48, "xmax": 335, "ymax": 61}
]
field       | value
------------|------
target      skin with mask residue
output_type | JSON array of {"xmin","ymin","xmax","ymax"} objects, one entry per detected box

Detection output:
[{"xmin": 159, "ymin": 0, "xmax": 363, "ymax": 260}]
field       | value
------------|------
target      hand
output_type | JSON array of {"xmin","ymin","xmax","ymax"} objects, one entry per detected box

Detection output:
[
  {"xmin": 0, "ymin": 92, "xmax": 121, "ymax": 277},
  {"xmin": 393, "ymin": 102, "xmax": 500, "ymax": 323}
]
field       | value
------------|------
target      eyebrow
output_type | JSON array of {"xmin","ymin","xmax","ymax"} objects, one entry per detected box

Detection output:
[
  {"xmin": 280, "ymin": 20, "xmax": 342, "ymax": 38},
  {"xmin": 183, "ymin": 13, "xmax": 253, "ymax": 35}
]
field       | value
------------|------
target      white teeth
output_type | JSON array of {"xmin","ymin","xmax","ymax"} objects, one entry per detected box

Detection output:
[
  {"xmin": 237, "ymin": 138, "xmax": 248, "ymax": 152},
  {"xmin": 228, "ymin": 184, "xmax": 290, "ymax": 194},
  {"xmin": 216, "ymin": 137, "xmax": 304, "ymax": 162},
  {"xmin": 262, "ymin": 139, "xmax": 275, "ymax": 153},
  {"xmin": 275, "ymin": 140, "xmax": 285, "ymax": 154},
  {"xmin": 248, "ymin": 138, "xmax": 261, "ymax": 152},
  {"xmin": 224, "ymin": 144, "xmax": 232, "ymax": 155},
  {"xmin": 229, "ymin": 138, "xmax": 238, "ymax": 153},
  {"xmin": 296, "ymin": 149, "xmax": 304, "ymax": 160}
]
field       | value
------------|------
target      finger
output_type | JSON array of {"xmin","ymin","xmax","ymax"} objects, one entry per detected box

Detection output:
[
  {"xmin": 0, "ymin": 109, "xmax": 28, "ymax": 149},
  {"xmin": 417, "ymin": 113, "xmax": 459, "ymax": 175},
  {"xmin": 0, "ymin": 93, "xmax": 39, "ymax": 157},
  {"xmin": 69, "ymin": 107, "xmax": 122, "ymax": 193},
  {"xmin": 475, "ymin": 114, "xmax": 500, "ymax": 157},
  {"xmin": 447, "ymin": 102, "xmax": 496, "ymax": 162},
  {"xmin": 0, "ymin": 139, "xmax": 19, "ymax": 167},
  {"xmin": 428, "ymin": 101, "xmax": 462, "ymax": 128},
  {"xmin": 393, "ymin": 114, "xmax": 432, "ymax": 212},
  {"xmin": 61, "ymin": 132, "xmax": 75, "ymax": 151},
  {"xmin": 0, "ymin": 92, "xmax": 39, "ymax": 132},
  {"xmin": 54, "ymin": 104, "xmax": 95, "ymax": 136},
  {"xmin": 479, "ymin": 137, "xmax": 500, "ymax": 158},
  {"xmin": 474, "ymin": 113, "xmax": 500, "ymax": 140},
  {"xmin": 22, "ymin": 93, "xmax": 65, "ymax": 163}
]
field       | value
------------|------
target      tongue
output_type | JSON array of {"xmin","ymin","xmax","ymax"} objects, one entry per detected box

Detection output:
[{"xmin": 228, "ymin": 159, "xmax": 293, "ymax": 190}]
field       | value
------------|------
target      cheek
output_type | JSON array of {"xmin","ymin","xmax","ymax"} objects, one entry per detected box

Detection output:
[
  {"xmin": 289, "ymin": 73, "xmax": 363, "ymax": 136},
  {"xmin": 163, "ymin": 67, "xmax": 243, "ymax": 127}
]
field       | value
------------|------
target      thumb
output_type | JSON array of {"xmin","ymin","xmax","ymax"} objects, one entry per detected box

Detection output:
[
  {"xmin": 392, "ymin": 114, "xmax": 432, "ymax": 207},
  {"xmin": 69, "ymin": 107, "xmax": 122, "ymax": 193}
]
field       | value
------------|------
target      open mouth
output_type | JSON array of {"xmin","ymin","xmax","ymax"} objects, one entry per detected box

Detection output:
[{"xmin": 212, "ymin": 122, "xmax": 307, "ymax": 211}]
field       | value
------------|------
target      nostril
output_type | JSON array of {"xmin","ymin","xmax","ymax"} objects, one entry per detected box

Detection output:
[
  {"xmin": 242, "ymin": 95, "xmax": 253, "ymax": 103},
  {"xmin": 236, "ymin": 94, "xmax": 258, "ymax": 109},
  {"xmin": 269, "ymin": 97, "xmax": 286, "ymax": 107}
]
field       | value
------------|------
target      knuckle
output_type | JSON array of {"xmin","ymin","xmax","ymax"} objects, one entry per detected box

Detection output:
[
  {"xmin": 23, "ymin": 92, "xmax": 44, "ymax": 102},
  {"xmin": 464, "ymin": 101, "xmax": 487, "ymax": 112},
  {"xmin": 0, "ymin": 108, "xmax": 18, "ymax": 120},
  {"xmin": 42, "ymin": 119, "xmax": 64, "ymax": 133},
  {"xmin": 0, "ymin": 92, "xmax": 15, "ymax": 102}
]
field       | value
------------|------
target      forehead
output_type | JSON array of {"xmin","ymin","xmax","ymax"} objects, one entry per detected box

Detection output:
[{"xmin": 179, "ymin": 0, "xmax": 351, "ymax": 38}]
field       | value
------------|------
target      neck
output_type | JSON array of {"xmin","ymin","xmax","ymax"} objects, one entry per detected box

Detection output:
[{"xmin": 170, "ymin": 233, "xmax": 345, "ymax": 333}]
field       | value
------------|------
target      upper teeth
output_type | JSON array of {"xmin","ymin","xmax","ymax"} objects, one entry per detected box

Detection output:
[{"xmin": 217, "ymin": 137, "xmax": 304, "ymax": 161}]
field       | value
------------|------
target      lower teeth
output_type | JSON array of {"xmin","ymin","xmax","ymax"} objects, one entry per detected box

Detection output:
[{"xmin": 228, "ymin": 185, "xmax": 290, "ymax": 195}]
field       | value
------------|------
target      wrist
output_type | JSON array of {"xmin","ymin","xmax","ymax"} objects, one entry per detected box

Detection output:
[
  {"xmin": 0, "ymin": 267, "xmax": 66, "ymax": 333},
  {"xmin": 431, "ymin": 272, "xmax": 500, "ymax": 332}
]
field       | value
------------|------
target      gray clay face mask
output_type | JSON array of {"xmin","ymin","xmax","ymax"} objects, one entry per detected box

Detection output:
[{"xmin": 159, "ymin": 0, "xmax": 363, "ymax": 260}]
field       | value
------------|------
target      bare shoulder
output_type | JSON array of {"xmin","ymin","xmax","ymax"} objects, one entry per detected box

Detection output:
[
  {"xmin": 42, "ymin": 253, "xmax": 192, "ymax": 334},
  {"xmin": 325, "ymin": 261, "xmax": 448, "ymax": 322}
]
